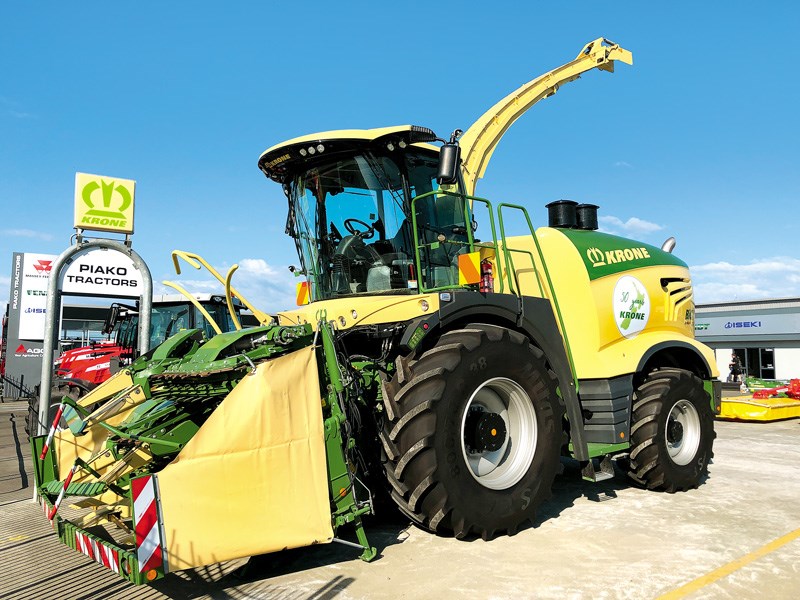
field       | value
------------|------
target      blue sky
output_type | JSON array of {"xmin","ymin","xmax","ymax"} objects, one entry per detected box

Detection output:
[{"xmin": 2, "ymin": 2, "xmax": 799, "ymax": 315}]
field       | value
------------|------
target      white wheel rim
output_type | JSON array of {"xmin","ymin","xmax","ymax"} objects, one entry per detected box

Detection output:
[
  {"xmin": 460, "ymin": 377, "xmax": 537, "ymax": 490},
  {"xmin": 666, "ymin": 399, "xmax": 701, "ymax": 466}
]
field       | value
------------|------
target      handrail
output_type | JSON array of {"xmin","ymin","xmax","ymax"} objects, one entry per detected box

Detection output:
[
  {"xmin": 497, "ymin": 203, "xmax": 578, "ymax": 391},
  {"xmin": 410, "ymin": 189, "xmax": 505, "ymax": 294}
]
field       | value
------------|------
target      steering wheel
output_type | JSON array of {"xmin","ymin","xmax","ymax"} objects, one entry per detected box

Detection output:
[{"xmin": 343, "ymin": 218, "xmax": 375, "ymax": 239}]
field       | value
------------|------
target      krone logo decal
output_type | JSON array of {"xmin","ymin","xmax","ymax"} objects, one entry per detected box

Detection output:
[
  {"xmin": 586, "ymin": 247, "xmax": 605, "ymax": 267},
  {"xmin": 613, "ymin": 275, "xmax": 650, "ymax": 339}
]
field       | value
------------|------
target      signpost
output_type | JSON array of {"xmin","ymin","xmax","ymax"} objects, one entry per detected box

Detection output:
[{"xmin": 36, "ymin": 173, "xmax": 153, "ymax": 442}]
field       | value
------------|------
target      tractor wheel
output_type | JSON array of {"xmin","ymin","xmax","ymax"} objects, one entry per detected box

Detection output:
[
  {"xmin": 25, "ymin": 383, "xmax": 79, "ymax": 438},
  {"xmin": 627, "ymin": 368, "xmax": 715, "ymax": 492},
  {"xmin": 380, "ymin": 324, "xmax": 564, "ymax": 540}
]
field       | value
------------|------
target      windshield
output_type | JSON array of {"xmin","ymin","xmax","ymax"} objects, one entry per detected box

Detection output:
[
  {"xmin": 195, "ymin": 303, "xmax": 237, "ymax": 339},
  {"xmin": 287, "ymin": 150, "xmax": 469, "ymax": 299}
]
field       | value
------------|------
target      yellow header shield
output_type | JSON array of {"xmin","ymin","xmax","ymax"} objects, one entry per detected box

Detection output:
[{"xmin": 74, "ymin": 172, "xmax": 136, "ymax": 234}]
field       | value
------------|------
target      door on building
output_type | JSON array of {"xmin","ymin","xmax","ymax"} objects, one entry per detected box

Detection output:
[
  {"xmin": 741, "ymin": 348, "xmax": 776, "ymax": 380},
  {"xmin": 760, "ymin": 348, "xmax": 775, "ymax": 379}
]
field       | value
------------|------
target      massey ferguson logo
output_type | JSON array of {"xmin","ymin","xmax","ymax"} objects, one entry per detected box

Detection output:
[
  {"xmin": 33, "ymin": 260, "xmax": 53, "ymax": 273},
  {"xmin": 587, "ymin": 246, "xmax": 651, "ymax": 268}
]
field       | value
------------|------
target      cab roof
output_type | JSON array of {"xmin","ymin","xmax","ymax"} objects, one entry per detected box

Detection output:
[{"xmin": 258, "ymin": 125, "xmax": 440, "ymax": 182}]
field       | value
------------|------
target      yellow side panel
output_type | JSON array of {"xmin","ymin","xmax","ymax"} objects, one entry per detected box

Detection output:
[
  {"xmin": 502, "ymin": 231, "xmax": 718, "ymax": 380},
  {"xmin": 53, "ymin": 384, "xmax": 147, "ymax": 478},
  {"xmin": 277, "ymin": 292, "xmax": 439, "ymax": 330},
  {"xmin": 76, "ymin": 369, "xmax": 134, "ymax": 409},
  {"xmin": 156, "ymin": 346, "xmax": 333, "ymax": 572}
]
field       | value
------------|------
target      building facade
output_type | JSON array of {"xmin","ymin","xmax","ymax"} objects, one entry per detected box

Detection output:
[{"xmin": 695, "ymin": 297, "xmax": 800, "ymax": 382}]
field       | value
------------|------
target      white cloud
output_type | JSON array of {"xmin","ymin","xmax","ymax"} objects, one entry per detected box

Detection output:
[
  {"xmin": 613, "ymin": 161, "xmax": 632, "ymax": 168},
  {"xmin": 2, "ymin": 228, "xmax": 54, "ymax": 241},
  {"xmin": 690, "ymin": 257, "xmax": 800, "ymax": 303},
  {"xmin": 0, "ymin": 96, "xmax": 35, "ymax": 119},
  {"xmin": 158, "ymin": 257, "xmax": 298, "ymax": 314},
  {"xmin": 598, "ymin": 215, "xmax": 664, "ymax": 237}
]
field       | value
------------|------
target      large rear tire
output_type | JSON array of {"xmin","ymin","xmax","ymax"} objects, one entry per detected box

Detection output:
[
  {"xmin": 380, "ymin": 324, "xmax": 564, "ymax": 540},
  {"xmin": 627, "ymin": 368, "xmax": 715, "ymax": 492}
]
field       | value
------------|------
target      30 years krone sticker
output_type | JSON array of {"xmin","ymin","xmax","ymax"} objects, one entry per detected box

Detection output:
[{"xmin": 613, "ymin": 275, "xmax": 650, "ymax": 338}]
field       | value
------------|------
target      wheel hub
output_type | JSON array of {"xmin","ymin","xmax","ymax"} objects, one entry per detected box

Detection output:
[
  {"xmin": 665, "ymin": 399, "xmax": 701, "ymax": 466},
  {"xmin": 667, "ymin": 418, "xmax": 684, "ymax": 444},
  {"xmin": 460, "ymin": 377, "xmax": 538, "ymax": 490},
  {"xmin": 465, "ymin": 409, "xmax": 507, "ymax": 453}
]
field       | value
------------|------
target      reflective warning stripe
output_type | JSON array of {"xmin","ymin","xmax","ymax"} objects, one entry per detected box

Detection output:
[
  {"xmin": 458, "ymin": 251, "xmax": 481, "ymax": 285},
  {"xmin": 74, "ymin": 531, "xmax": 120, "ymax": 573},
  {"xmin": 296, "ymin": 280, "xmax": 310, "ymax": 305},
  {"xmin": 39, "ymin": 402, "xmax": 65, "ymax": 460},
  {"xmin": 132, "ymin": 476, "xmax": 163, "ymax": 573},
  {"xmin": 49, "ymin": 462, "xmax": 78, "ymax": 520}
]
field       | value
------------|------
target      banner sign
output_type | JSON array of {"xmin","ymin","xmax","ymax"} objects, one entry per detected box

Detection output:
[
  {"xmin": 18, "ymin": 252, "xmax": 57, "ymax": 340},
  {"xmin": 695, "ymin": 313, "xmax": 800, "ymax": 337},
  {"xmin": 74, "ymin": 172, "xmax": 136, "ymax": 234},
  {"xmin": 62, "ymin": 248, "xmax": 144, "ymax": 297}
]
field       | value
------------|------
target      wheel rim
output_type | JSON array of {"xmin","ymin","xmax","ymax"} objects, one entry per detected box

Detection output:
[
  {"xmin": 460, "ymin": 377, "xmax": 537, "ymax": 490},
  {"xmin": 665, "ymin": 399, "xmax": 701, "ymax": 466}
]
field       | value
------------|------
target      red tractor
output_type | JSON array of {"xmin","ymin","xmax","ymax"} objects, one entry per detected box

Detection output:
[{"xmin": 26, "ymin": 294, "xmax": 243, "ymax": 435}]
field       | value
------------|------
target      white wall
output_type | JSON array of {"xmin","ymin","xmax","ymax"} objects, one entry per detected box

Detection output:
[
  {"xmin": 714, "ymin": 348, "xmax": 733, "ymax": 381},
  {"xmin": 775, "ymin": 348, "xmax": 800, "ymax": 380}
]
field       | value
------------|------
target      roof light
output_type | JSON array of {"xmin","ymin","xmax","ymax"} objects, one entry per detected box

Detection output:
[
  {"xmin": 399, "ymin": 140, "xmax": 407, "ymax": 148},
  {"xmin": 386, "ymin": 142, "xmax": 395, "ymax": 151},
  {"xmin": 299, "ymin": 148, "xmax": 307, "ymax": 157},
  {"xmin": 316, "ymin": 144, "xmax": 325, "ymax": 153},
  {"xmin": 307, "ymin": 146, "xmax": 316, "ymax": 155}
]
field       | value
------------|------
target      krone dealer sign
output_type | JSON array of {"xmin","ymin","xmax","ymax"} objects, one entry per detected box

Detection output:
[{"xmin": 74, "ymin": 172, "xmax": 136, "ymax": 234}]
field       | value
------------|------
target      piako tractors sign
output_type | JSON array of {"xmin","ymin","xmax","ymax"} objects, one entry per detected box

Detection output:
[{"xmin": 74, "ymin": 172, "xmax": 136, "ymax": 234}]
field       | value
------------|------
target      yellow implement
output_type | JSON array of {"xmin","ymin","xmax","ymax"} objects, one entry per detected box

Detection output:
[{"xmin": 718, "ymin": 395, "xmax": 800, "ymax": 421}]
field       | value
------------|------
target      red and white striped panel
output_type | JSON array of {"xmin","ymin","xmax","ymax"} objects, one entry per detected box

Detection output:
[
  {"xmin": 132, "ymin": 476, "xmax": 164, "ymax": 573},
  {"xmin": 74, "ymin": 531, "xmax": 120, "ymax": 573}
]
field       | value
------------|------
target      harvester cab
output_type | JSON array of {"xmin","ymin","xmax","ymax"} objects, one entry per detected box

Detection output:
[
  {"xmin": 267, "ymin": 125, "xmax": 471, "ymax": 298},
  {"xmin": 32, "ymin": 38, "xmax": 721, "ymax": 586}
]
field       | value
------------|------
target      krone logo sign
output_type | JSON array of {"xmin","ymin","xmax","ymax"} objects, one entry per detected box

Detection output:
[{"xmin": 74, "ymin": 172, "xmax": 136, "ymax": 234}]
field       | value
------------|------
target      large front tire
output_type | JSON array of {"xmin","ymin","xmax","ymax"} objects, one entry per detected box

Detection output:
[
  {"xmin": 627, "ymin": 368, "xmax": 715, "ymax": 492},
  {"xmin": 380, "ymin": 324, "xmax": 564, "ymax": 540}
]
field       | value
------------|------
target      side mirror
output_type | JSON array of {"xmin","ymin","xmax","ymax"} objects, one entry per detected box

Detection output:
[
  {"xmin": 103, "ymin": 304, "xmax": 121, "ymax": 335},
  {"xmin": 436, "ymin": 143, "xmax": 461, "ymax": 185}
]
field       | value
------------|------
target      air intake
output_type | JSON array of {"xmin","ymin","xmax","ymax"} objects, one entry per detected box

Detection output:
[
  {"xmin": 545, "ymin": 200, "xmax": 578, "ymax": 228},
  {"xmin": 576, "ymin": 203, "xmax": 599, "ymax": 230}
]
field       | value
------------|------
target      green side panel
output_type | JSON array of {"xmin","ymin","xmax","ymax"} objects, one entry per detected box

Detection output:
[
  {"xmin": 705, "ymin": 379, "xmax": 722, "ymax": 414},
  {"xmin": 556, "ymin": 229, "xmax": 687, "ymax": 280},
  {"xmin": 569, "ymin": 441, "xmax": 631, "ymax": 458},
  {"xmin": 31, "ymin": 435, "xmax": 58, "ymax": 488},
  {"xmin": 42, "ymin": 479, "xmax": 107, "ymax": 497},
  {"xmin": 59, "ymin": 517, "xmax": 148, "ymax": 584}
]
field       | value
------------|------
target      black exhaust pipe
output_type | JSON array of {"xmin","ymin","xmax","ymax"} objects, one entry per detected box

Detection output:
[
  {"xmin": 575, "ymin": 203, "xmax": 599, "ymax": 231},
  {"xmin": 545, "ymin": 200, "xmax": 578, "ymax": 228}
]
